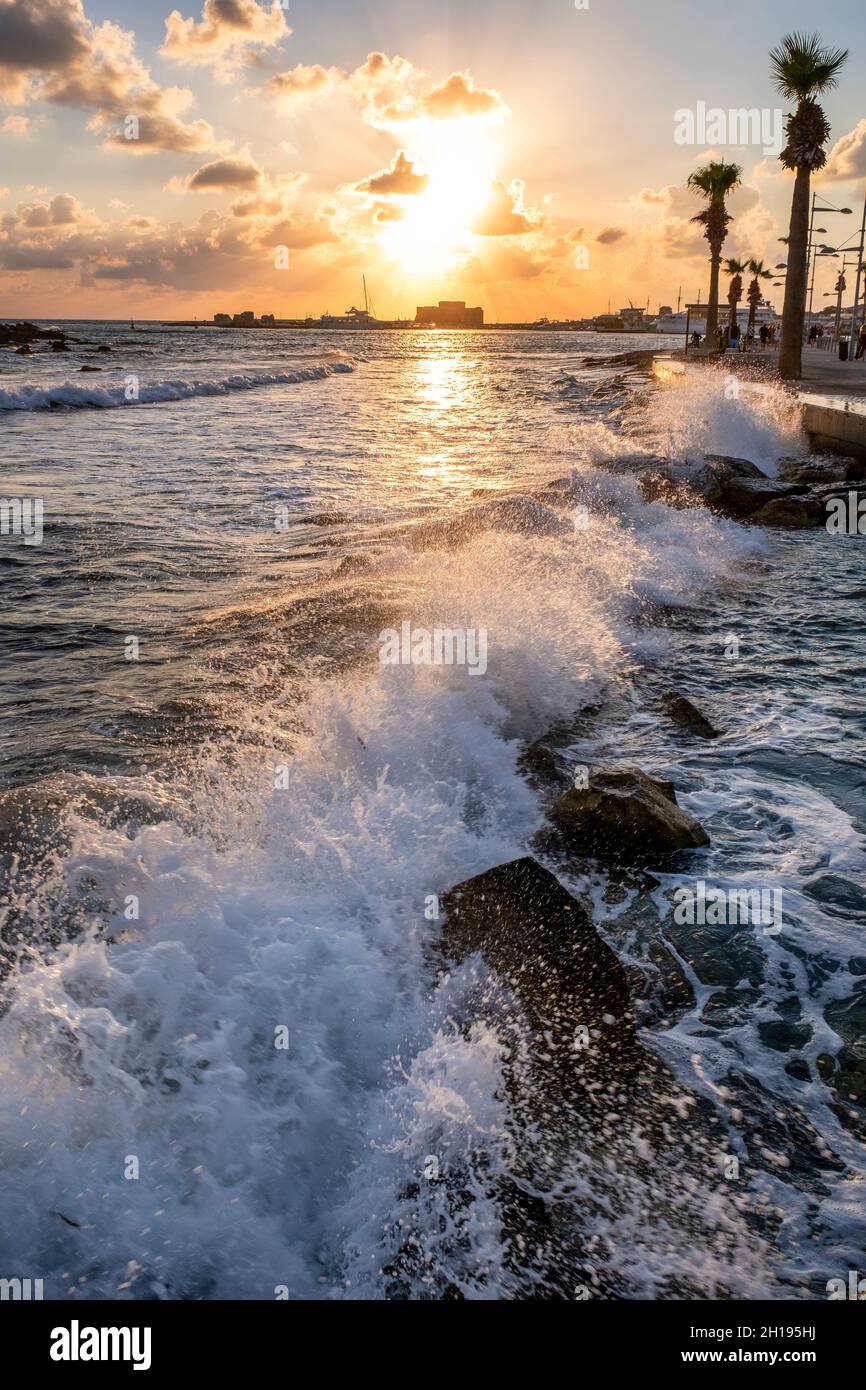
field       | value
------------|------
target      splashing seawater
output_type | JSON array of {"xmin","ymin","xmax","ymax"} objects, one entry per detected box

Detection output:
[{"xmin": 0, "ymin": 332, "xmax": 863, "ymax": 1299}]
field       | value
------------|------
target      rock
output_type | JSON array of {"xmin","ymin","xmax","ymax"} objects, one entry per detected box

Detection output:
[
  {"xmin": 80, "ymin": 365, "xmax": 102, "ymax": 373},
  {"xmin": 548, "ymin": 766, "xmax": 710, "ymax": 859},
  {"xmin": 777, "ymin": 456, "xmax": 859, "ymax": 485},
  {"xmin": 751, "ymin": 494, "xmax": 826, "ymax": 527},
  {"xmin": 97, "ymin": 344, "xmax": 112, "ymax": 353},
  {"xmin": 716, "ymin": 474, "xmax": 808, "ymax": 515},
  {"xmin": 441, "ymin": 856, "xmax": 640, "ymax": 1062},
  {"xmin": 15, "ymin": 343, "xmax": 33, "ymax": 355},
  {"xmin": 638, "ymin": 456, "xmax": 765, "ymax": 510},
  {"xmin": 50, "ymin": 339, "xmax": 70, "ymax": 352},
  {"xmin": 517, "ymin": 739, "xmax": 562, "ymax": 782},
  {"xmin": 703, "ymin": 454, "xmax": 766, "ymax": 478},
  {"xmin": 662, "ymin": 691, "xmax": 719, "ymax": 738},
  {"xmin": 0, "ymin": 320, "xmax": 71, "ymax": 347}
]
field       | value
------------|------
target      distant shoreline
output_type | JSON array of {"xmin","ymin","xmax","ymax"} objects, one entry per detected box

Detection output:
[{"xmin": 3, "ymin": 317, "xmax": 664, "ymax": 335}]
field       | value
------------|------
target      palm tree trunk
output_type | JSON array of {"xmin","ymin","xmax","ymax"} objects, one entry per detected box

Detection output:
[
  {"xmin": 779, "ymin": 165, "xmax": 811, "ymax": 380},
  {"xmin": 705, "ymin": 245, "xmax": 721, "ymax": 345},
  {"xmin": 729, "ymin": 298, "xmax": 738, "ymax": 332}
]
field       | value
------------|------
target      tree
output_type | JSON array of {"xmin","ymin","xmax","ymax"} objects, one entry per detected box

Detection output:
[
  {"xmin": 746, "ymin": 259, "xmax": 774, "ymax": 331},
  {"xmin": 687, "ymin": 162, "xmax": 742, "ymax": 347},
  {"xmin": 725, "ymin": 258, "xmax": 748, "ymax": 333},
  {"xmin": 771, "ymin": 32, "xmax": 848, "ymax": 379}
]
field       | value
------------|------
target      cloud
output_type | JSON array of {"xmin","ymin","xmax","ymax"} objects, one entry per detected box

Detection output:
[
  {"xmin": 595, "ymin": 225, "xmax": 627, "ymax": 245},
  {"xmin": 0, "ymin": 245, "xmax": 75, "ymax": 269},
  {"xmin": 12, "ymin": 192, "xmax": 83, "ymax": 226},
  {"xmin": 473, "ymin": 179, "xmax": 534, "ymax": 236},
  {"xmin": 161, "ymin": 0, "xmax": 290, "ymax": 81},
  {"xmin": 1, "ymin": 113, "xmax": 31, "ymax": 135},
  {"xmin": 352, "ymin": 150, "xmax": 428, "ymax": 196},
  {"xmin": 824, "ymin": 120, "xmax": 866, "ymax": 182},
  {"xmin": 418, "ymin": 71, "xmax": 507, "ymax": 122},
  {"xmin": 267, "ymin": 51, "xmax": 508, "ymax": 130},
  {"xmin": 0, "ymin": 0, "xmax": 215, "ymax": 152},
  {"xmin": 182, "ymin": 156, "xmax": 264, "ymax": 191}
]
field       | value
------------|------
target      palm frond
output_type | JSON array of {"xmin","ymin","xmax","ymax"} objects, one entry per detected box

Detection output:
[{"xmin": 770, "ymin": 31, "xmax": 848, "ymax": 100}]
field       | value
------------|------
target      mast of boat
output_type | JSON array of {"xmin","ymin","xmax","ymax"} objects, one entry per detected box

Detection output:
[{"xmin": 363, "ymin": 276, "xmax": 369, "ymax": 315}]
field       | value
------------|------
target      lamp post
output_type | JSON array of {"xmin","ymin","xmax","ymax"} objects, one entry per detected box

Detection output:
[
  {"xmin": 847, "ymin": 187, "xmax": 866, "ymax": 364},
  {"xmin": 806, "ymin": 198, "xmax": 852, "ymax": 320}
]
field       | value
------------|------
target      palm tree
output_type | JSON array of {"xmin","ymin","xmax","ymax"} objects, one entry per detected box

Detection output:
[
  {"xmin": 746, "ymin": 259, "xmax": 773, "ymax": 332},
  {"xmin": 771, "ymin": 32, "xmax": 848, "ymax": 379},
  {"xmin": 725, "ymin": 258, "xmax": 748, "ymax": 334},
  {"xmin": 687, "ymin": 162, "xmax": 742, "ymax": 348}
]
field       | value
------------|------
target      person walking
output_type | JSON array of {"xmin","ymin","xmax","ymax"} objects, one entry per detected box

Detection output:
[
  {"xmin": 759, "ymin": 323, "xmax": 769, "ymax": 352},
  {"xmin": 857, "ymin": 322, "xmax": 866, "ymax": 361}
]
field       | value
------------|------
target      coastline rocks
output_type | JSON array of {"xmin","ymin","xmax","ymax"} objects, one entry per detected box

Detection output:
[
  {"xmin": 548, "ymin": 766, "xmax": 710, "ymax": 859},
  {"xmin": 638, "ymin": 455, "xmax": 764, "ymax": 509},
  {"xmin": 441, "ymin": 856, "xmax": 639, "ymax": 1062},
  {"xmin": 1, "ymin": 320, "xmax": 71, "ymax": 347},
  {"xmin": 714, "ymin": 474, "xmax": 809, "ymax": 515},
  {"xmin": 662, "ymin": 690, "xmax": 719, "ymax": 738},
  {"xmin": 751, "ymin": 494, "xmax": 826, "ymax": 528},
  {"xmin": 778, "ymin": 456, "xmax": 860, "ymax": 485}
]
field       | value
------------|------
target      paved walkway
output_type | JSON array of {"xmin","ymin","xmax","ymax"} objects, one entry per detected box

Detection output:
[{"xmin": 799, "ymin": 349, "xmax": 866, "ymax": 399}]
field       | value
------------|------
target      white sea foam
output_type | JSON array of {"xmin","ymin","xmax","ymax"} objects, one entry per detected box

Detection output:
[{"xmin": 0, "ymin": 362, "xmax": 353, "ymax": 412}]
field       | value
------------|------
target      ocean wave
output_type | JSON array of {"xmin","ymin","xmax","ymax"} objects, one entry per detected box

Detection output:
[{"xmin": 0, "ymin": 361, "xmax": 354, "ymax": 412}]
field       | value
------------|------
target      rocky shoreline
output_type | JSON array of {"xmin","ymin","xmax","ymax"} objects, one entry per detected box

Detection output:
[{"xmin": 405, "ymin": 377, "xmax": 866, "ymax": 1295}]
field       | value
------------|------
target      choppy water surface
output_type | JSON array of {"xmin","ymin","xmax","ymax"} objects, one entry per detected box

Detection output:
[{"xmin": 0, "ymin": 325, "xmax": 863, "ymax": 1299}]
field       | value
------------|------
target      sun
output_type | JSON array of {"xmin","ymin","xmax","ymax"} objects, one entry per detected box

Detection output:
[{"xmin": 379, "ymin": 119, "xmax": 499, "ymax": 275}]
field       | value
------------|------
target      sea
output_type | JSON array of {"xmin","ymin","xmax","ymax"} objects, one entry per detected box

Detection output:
[{"xmin": 0, "ymin": 323, "xmax": 864, "ymax": 1300}]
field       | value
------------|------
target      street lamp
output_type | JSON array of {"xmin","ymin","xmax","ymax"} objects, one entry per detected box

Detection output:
[{"xmin": 807, "ymin": 198, "xmax": 854, "ymax": 316}]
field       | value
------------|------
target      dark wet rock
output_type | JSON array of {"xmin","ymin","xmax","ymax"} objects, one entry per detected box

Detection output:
[
  {"xmin": 1, "ymin": 320, "xmax": 72, "ymax": 347},
  {"xmin": 581, "ymin": 349, "xmax": 658, "ymax": 369},
  {"xmin": 517, "ymin": 739, "xmax": 564, "ymax": 784},
  {"xmin": 848, "ymin": 956, "xmax": 866, "ymax": 976},
  {"xmin": 441, "ymin": 856, "xmax": 641, "ymax": 1067},
  {"xmin": 751, "ymin": 494, "xmax": 825, "ymax": 527},
  {"xmin": 757, "ymin": 1018, "xmax": 812, "ymax": 1052},
  {"xmin": 722, "ymin": 1070, "xmax": 844, "ymax": 1193},
  {"xmin": 97, "ymin": 344, "xmax": 112, "ymax": 353},
  {"xmin": 638, "ymin": 456, "xmax": 764, "ymax": 509},
  {"xmin": 662, "ymin": 690, "xmax": 719, "ymax": 739},
  {"xmin": 548, "ymin": 767, "xmax": 709, "ymax": 860},
  {"xmin": 80, "ymin": 365, "xmax": 102, "ymax": 373},
  {"xmin": 703, "ymin": 454, "xmax": 767, "ymax": 476},
  {"xmin": 716, "ymin": 474, "xmax": 809, "ymax": 515},
  {"xmin": 51, "ymin": 339, "xmax": 70, "ymax": 352},
  {"xmin": 777, "ymin": 455, "xmax": 860, "ymax": 485},
  {"xmin": 804, "ymin": 874, "xmax": 866, "ymax": 918},
  {"xmin": 15, "ymin": 343, "xmax": 33, "ymax": 355},
  {"xmin": 785, "ymin": 1057, "xmax": 811, "ymax": 1082}
]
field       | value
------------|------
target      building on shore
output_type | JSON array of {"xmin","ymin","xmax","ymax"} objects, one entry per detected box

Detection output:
[
  {"xmin": 213, "ymin": 310, "xmax": 276, "ymax": 326},
  {"xmin": 415, "ymin": 301, "xmax": 484, "ymax": 328}
]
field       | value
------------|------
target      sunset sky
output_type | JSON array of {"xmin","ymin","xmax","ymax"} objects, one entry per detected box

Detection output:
[{"xmin": 1, "ymin": 0, "xmax": 864, "ymax": 321}]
